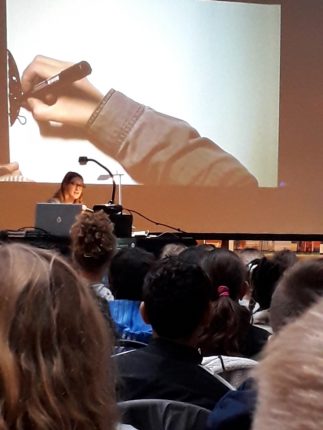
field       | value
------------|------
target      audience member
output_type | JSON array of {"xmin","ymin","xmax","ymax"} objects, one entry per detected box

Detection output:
[
  {"xmin": 271, "ymin": 248, "xmax": 298, "ymax": 269},
  {"xmin": 70, "ymin": 210, "xmax": 117, "ymax": 323},
  {"xmin": 108, "ymin": 247, "xmax": 156, "ymax": 343},
  {"xmin": 114, "ymin": 257, "xmax": 231, "ymax": 410},
  {"xmin": 159, "ymin": 242, "xmax": 187, "ymax": 259},
  {"xmin": 0, "ymin": 242, "xmax": 118, "ymax": 430},
  {"xmin": 178, "ymin": 244, "xmax": 214, "ymax": 266},
  {"xmin": 199, "ymin": 248, "xmax": 270, "ymax": 359},
  {"xmin": 270, "ymin": 257, "xmax": 323, "ymax": 332},
  {"xmin": 237, "ymin": 248, "xmax": 264, "ymax": 309},
  {"xmin": 47, "ymin": 171, "xmax": 85, "ymax": 203},
  {"xmin": 206, "ymin": 257, "xmax": 323, "ymax": 430},
  {"xmin": 252, "ymin": 297, "xmax": 323, "ymax": 430},
  {"xmin": 238, "ymin": 248, "xmax": 263, "ymax": 266},
  {"xmin": 250, "ymin": 249, "xmax": 297, "ymax": 328}
]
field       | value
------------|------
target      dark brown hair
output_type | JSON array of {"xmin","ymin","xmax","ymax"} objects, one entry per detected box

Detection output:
[
  {"xmin": 199, "ymin": 248, "xmax": 250, "ymax": 356},
  {"xmin": 0, "ymin": 242, "xmax": 117, "ymax": 430}
]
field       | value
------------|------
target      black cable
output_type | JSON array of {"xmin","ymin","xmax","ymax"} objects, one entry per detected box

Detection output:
[
  {"xmin": 123, "ymin": 207, "xmax": 188, "ymax": 234},
  {"xmin": 218, "ymin": 355, "xmax": 226, "ymax": 373}
]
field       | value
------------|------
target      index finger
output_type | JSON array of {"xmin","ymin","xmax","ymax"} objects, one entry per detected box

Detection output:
[{"xmin": 21, "ymin": 55, "xmax": 72, "ymax": 93}]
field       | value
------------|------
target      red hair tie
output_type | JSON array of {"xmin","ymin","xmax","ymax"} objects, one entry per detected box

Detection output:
[{"xmin": 217, "ymin": 285, "xmax": 230, "ymax": 297}]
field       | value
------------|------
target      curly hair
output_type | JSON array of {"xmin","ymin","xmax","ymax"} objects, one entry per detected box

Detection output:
[
  {"xmin": 143, "ymin": 256, "xmax": 212, "ymax": 340},
  {"xmin": 0, "ymin": 242, "xmax": 117, "ymax": 430},
  {"xmin": 70, "ymin": 210, "xmax": 117, "ymax": 274}
]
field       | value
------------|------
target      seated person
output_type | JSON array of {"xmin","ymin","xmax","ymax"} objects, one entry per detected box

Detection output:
[
  {"xmin": 114, "ymin": 256, "xmax": 231, "ymax": 410},
  {"xmin": 159, "ymin": 242, "xmax": 187, "ymax": 259},
  {"xmin": 70, "ymin": 210, "xmax": 117, "ymax": 325},
  {"xmin": 0, "ymin": 242, "xmax": 118, "ymax": 430},
  {"xmin": 237, "ymin": 247, "xmax": 263, "ymax": 267},
  {"xmin": 252, "ymin": 297, "xmax": 323, "ymax": 430},
  {"xmin": 270, "ymin": 257, "xmax": 323, "ymax": 332},
  {"xmin": 178, "ymin": 244, "xmax": 215, "ymax": 266},
  {"xmin": 206, "ymin": 258, "xmax": 323, "ymax": 430},
  {"xmin": 199, "ymin": 248, "xmax": 271, "ymax": 360},
  {"xmin": 250, "ymin": 249, "xmax": 297, "ymax": 328},
  {"xmin": 108, "ymin": 247, "xmax": 156, "ymax": 344},
  {"xmin": 236, "ymin": 247, "xmax": 264, "ymax": 309},
  {"xmin": 47, "ymin": 171, "xmax": 85, "ymax": 203}
]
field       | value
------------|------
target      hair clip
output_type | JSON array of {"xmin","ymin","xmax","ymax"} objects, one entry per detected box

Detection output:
[{"xmin": 217, "ymin": 285, "xmax": 230, "ymax": 297}]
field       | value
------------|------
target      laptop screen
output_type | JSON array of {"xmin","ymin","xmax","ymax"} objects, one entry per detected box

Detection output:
[{"xmin": 34, "ymin": 203, "xmax": 83, "ymax": 237}]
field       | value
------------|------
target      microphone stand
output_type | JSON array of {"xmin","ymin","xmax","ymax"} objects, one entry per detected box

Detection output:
[
  {"xmin": 97, "ymin": 172, "xmax": 124, "ymax": 206},
  {"xmin": 78, "ymin": 156, "xmax": 122, "ymax": 214},
  {"xmin": 78, "ymin": 156, "xmax": 133, "ymax": 237}
]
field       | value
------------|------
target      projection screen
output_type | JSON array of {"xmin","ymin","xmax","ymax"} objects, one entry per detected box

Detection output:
[{"xmin": 1, "ymin": 0, "xmax": 323, "ymax": 236}]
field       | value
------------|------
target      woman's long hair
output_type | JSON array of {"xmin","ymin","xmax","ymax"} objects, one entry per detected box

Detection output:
[
  {"xmin": 52, "ymin": 171, "xmax": 84, "ymax": 203},
  {"xmin": 0, "ymin": 242, "xmax": 117, "ymax": 430},
  {"xmin": 199, "ymin": 248, "xmax": 250, "ymax": 356}
]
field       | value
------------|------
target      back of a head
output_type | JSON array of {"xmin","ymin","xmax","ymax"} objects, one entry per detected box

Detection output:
[
  {"xmin": 202, "ymin": 248, "xmax": 247, "ymax": 300},
  {"xmin": 271, "ymin": 249, "xmax": 298, "ymax": 271},
  {"xmin": 199, "ymin": 249, "xmax": 250, "ymax": 355},
  {"xmin": 70, "ymin": 209, "xmax": 117, "ymax": 274},
  {"xmin": 238, "ymin": 247, "xmax": 264, "ymax": 266},
  {"xmin": 250, "ymin": 251, "xmax": 297, "ymax": 311},
  {"xmin": 143, "ymin": 256, "xmax": 212, "ymax": 340},
  {"xmin": 159, "ymin": 242, "xmax": 187, "ymax": 259},
  {"xmin": 109, "ymin": 247, "xmax": 156, "ymax": 300},
  {"xmin": 250, "ymin": 257, "xmax": 281, "ymax": 310},
  {"xmin": 0, "ymin": 242, "xmax": 117, "ymax": 430},
  {"xmin": 253, "ymin": 297, "xmax": 323, "ymax": 430},
  {"xmin": 177, "ymin": 244, "xmax": 214, "ymax": 266},
  {"xmin": 270, "ymin": 258, "xmax": 323, "ymax": 333}
]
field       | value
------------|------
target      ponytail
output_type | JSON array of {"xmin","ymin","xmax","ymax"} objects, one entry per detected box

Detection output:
[{"xmin": 200, "ymin": 285, "xmax": 250, "ymax": 356}]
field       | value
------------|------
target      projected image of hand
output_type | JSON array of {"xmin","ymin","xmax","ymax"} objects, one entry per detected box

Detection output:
[
  {"xmin": 0, "ymin": 162, "xmax": 23, "ymax": 182},
  {"xmin": 21, "ymin": 55, "xmax": 103, "ymax": 128},
  {"xmin": 21, "ymin": 55, "xmax": 258, "ymax": 188}
]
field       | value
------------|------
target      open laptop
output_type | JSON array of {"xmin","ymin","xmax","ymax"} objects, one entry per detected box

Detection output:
[{"xmin": 34, "ymin": 203, "xmax": 83, "ymax": 237}]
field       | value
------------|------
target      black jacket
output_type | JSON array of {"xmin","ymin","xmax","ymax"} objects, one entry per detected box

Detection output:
[{"xmin": 114, "ymin": 337, "xmax": 230, "ymax": 410}]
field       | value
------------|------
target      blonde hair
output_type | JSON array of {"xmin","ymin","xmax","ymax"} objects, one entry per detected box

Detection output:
[
  {"xmin": 252, "ymin": 297, "xmax": 323, "ymax": 430},
  {"xmin": 0, "ymin": 242, "xmax": 117, "ymax": 430}
]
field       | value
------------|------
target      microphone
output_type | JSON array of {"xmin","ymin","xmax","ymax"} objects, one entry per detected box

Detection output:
[
  {"xmin": 22, "ymin": 61, "xmax": 92, "ymax": 100},
  {"xmin": 78, "ymin": 156, "xmax": 122, "ymax": 214}
]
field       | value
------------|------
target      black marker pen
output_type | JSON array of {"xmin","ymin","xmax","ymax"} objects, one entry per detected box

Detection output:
[{"xmin": 21, "ymin": 60, "xmax": 92, "ymax": 100}]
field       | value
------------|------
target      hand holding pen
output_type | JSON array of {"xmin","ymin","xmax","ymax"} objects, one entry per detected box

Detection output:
[
  {"xmin": 21, "ymin": 60, "xmax": 92, "ymax": 101},
  {"xmin": 21, "ymin": 55, "xmax": 104, "ymax": 127}
]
